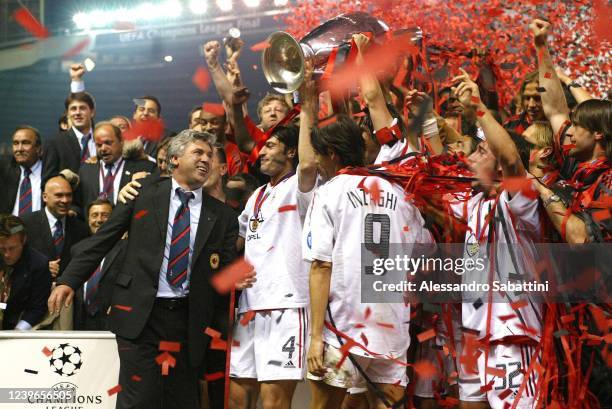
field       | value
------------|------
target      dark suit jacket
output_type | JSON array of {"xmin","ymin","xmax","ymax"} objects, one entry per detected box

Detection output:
[
  {"xmin": 58, "ymin": 177, "xmax": 238, "ymax": 366},
  {"xmin": 21, "ymin": 210, "xmax": 89, "ymax": 275},
  {"xmin": 73, "ymin": 239, "xmax": 127, "ymax": 330},
  {"xmin": 2, "ymin": 245, "xmax": 52, "ymax": 330},
  {"xmin": 75, "ymin": 159, "xmax": 156, "ymax": 210},
  {"xmin": 0, "ymin": 159, "xmax": 50, "ymax": 215},
  {"xmin": 43, "ymin": 128, "xmax": 84, "ymax": 176}
]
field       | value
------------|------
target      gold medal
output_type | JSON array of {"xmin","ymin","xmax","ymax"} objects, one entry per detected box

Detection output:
[
  {"xmin": 250, "ymin": 218, "xmax": 260, "ymax": 232},
  {"xmin": 210, "ymin": 253, "xmax": 220, "ymax": 269}
]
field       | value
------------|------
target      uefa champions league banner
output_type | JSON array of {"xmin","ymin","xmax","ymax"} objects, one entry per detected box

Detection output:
[{"xmin": 0, "ymin": 331, "xmax": 119, "ymax": 409}]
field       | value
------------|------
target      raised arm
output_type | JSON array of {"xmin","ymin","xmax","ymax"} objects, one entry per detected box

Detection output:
[
  {"xmin": 530, "ymin": 19, "xmax": 570, "ymax": 135},
  {"xmin": 555, "ymin": 68, "xmax": 595, "ymax": 105},
  {"xmin": 297, "ymin": 62, "xmax": 318, "ymax": 192},
  {"xmin": 454, "ymin": 69, "xmax": 525, "ymax": 178},
  {"xmin": 203, "ymin": 41, "xmax": 236, "ymax": 106},
  {"xmin": 353, "ymin": 34, "xmax": 394, "ymax": 133},
  {"xmin": 70, "ymin": 63, "xmax": 86, "ymax": 93}
]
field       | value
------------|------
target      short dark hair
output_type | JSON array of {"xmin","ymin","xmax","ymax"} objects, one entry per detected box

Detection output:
[
  {"xmin": 0, "ymin": 214, "xmax": 26, "ymax": 239},
  {"xmin": 270, "ymin": 125, "xmax": 299, "ymax": 167},
  {"xmin": 58, "ymin": 114, "xmax": 68, "ymax": 130},
  {"xmin": 312, "ymin": 116, "xmax": 365, "ymax": 167},
  {"xmin": 570, "ymin": 99, "xmax": 612, "ymax": 161},
  {"xmin": 188, "ymin": 105, "xmax": 202, "ymax": 122},
  {"xmin": 65, "ymin": 92, "xmax": 96, "ymax": 111},
  {"xmin": 13, "ymin": 125, "xmax": 41, "ymax": 146},
  {"xmin": 86, "ymin": 198, "xmax": 113, "ymax": 217},
  {"xmin": 136, "ymin": 95, "xmax": 162, "ymax": 116}
]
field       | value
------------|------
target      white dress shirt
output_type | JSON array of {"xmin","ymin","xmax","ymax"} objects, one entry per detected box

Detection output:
[
  {"xmin": 157, "ymin": 179, "xmax": 203, "ymax": 298},
  {"xmin": 45, "ymin": 207, "xmax": 66, "ymax": 241},
  {"xmin": 12, "ymin": 159, "xmax": 43, "ymax": 216},
  {"xmin": 72, "ymin": 126, "xmax": 96, "ymax": 159}
]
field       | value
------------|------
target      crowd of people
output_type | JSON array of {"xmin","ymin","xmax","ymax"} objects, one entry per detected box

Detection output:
[{"xmin": 0, "ymin": 16, "xmax": 610, "ymax": 409}]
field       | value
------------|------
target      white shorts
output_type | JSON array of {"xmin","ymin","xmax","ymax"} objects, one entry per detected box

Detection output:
[
  {"xmin": 307, "ymin": 342, "xmax": 408, "ymax": 389},
  {"xmin": 459, "ymin": 342, "xmax": 539, "ymax": 409},
  {"xmin": 230, "ymin": 308, "xmax": 308, "ymax": 382},
  {"xmin": 413, "ymin": 337, "xmax": 457, "ymax": 398}
]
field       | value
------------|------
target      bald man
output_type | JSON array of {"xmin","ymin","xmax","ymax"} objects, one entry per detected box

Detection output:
[{"xmin": 22, "ymin": 176, "xmax": 88, "ymax": 329}]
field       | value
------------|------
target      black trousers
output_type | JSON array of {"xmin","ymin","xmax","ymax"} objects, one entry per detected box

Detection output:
[{"xmin": 115, "ymin": 298, "xmax": 199, "ymax": 409}]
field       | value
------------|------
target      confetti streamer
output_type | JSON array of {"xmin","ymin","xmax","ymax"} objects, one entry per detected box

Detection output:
[
  {"xmin": 192, "ymin": 67, "xmax": 211, "ymax": 92},
  {"xmin": 211, "ymin": 258, "xmax": 253, "ymax": 294},
  {"xmin": 417, "ymin": 328, "xmax": 436, "ymax": 343},
  {"xmin": 278, "ymin": 204, "xmax": 297, "ymax": 213},
  {"xmin": 250, "ymin": 40, "xmax": 270, "ymax": 52},
  {"xmin": 240, "ymin": 310, "xmax": 256, "ymax": 326},
  {"xmin": 107, "ymin": 384, "xmax": 122, "ymax": 396},
  {"xmin": 204, "ymin": 327, "xmax": 222, "ymax": 339},
  {"xmin": 131, "ymin": 375, "xmax": 142, "ymax": 382},
  {"xmin": 158, "ymin": 341, "xmax": 181, "ymax": 352},
  {"xmin": 13, "ymin": 7, "xmax": 49, "ymax": 39},
  {"xmin": 134, "ymin": 210, "xmax": 148, "ymax": 220},
  {"xmin": 42, "ymin": 347, "xmax": 52, "ymax": 357},
  {"xmin": 114, "ymin": 304, "xmax": 133, "ymax": 312},
  {"xmin": 205, "ymin": 372, "xmax": 225, "ymax": 381}
]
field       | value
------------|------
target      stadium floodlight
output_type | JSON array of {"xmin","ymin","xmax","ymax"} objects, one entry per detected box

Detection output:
[
  {"xmin": 189, "ymin": 0, "xmax": 208, "ymax": 14},
  {"xmin": 273, "ymin": 0, "xmax": 289, "ymax": 6},
  {"xmin": 216, "ymin": 0, "xmax": 233, "ymax": 12},
  {"xmin": 243, "ymin": 0, "xmax": 261, "ymax": 7},
  {"xmin": 72, "ymin": 0, "xmax": 183, "ymax": 30},
  {"xmin": 164, "ymin": 55, "xmax": 174, "ymax": 62}
]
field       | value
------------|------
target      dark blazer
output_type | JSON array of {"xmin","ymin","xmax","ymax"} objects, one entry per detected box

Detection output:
[
  {"xmin": 58, "ymin": 177, "xmax": 238, "ymax": 366},
  {"xmin": 2, "ymin": 245, "xmax": 52, "ymax": 330},
  {"xmin": 75, "ymin": 159, "xmax": 156, "ymax": 210},
  {"xmin": 73, "ymin": 239, "xmax": 127, "ymax": 330},
  {"xmin": 43, "ymin": 128, "xmax": 85, "ymax": 176},
  {"xmin": 21, "ymin": 210, "xmax": 89, "ymax": 275},
  {"xmin": 0, "ymin": 159, "xmax": 50, "ymax": 215}
]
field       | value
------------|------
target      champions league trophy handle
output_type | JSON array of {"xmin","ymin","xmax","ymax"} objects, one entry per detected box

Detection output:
[{"xmin": 262, "ymin": 12, "xmax": 422, "ymax": 94}]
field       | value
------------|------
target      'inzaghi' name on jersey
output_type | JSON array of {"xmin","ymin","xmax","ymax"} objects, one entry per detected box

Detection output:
[{"xmin": 346, "ymin": 187, "xmax": 398, "ymax": 211}]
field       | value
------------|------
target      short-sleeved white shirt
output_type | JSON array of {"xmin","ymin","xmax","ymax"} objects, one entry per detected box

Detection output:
[
  {"xmin": 304, "ymin": 174, "xmax": 434, "ymax": 358},
  {"xmin": 454, "ymin": 190, "xmax": 543, "ymax": 342},
  {"xmin": 238, "ymin": 171, "xmax": 315, "ymax": 311}
]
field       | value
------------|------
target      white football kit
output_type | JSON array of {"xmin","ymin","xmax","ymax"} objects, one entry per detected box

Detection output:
[
  {"xmin": 231, "ymin": 170, "xmax": 315, "ymax": 381},
  {"xmin": 304, "ymin": 174, "xmax": 434, "ymax": 388}
]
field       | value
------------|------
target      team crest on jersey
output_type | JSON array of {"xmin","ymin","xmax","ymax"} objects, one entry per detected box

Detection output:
[
  {"xmin": 210, "ymin": 253, "xmax": 220, "ymax": 269},
  {"xmin": 249, "ymin": 215, "xmax": 264, "ymax": 232}
]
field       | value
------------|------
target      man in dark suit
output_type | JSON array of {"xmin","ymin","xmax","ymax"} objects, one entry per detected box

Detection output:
[
  {"xmin": 0, "ymin": 215, "xmax": 51, "ymax": 330},
  {"xmin": 75, "ymin": 122, "xmax": 156, "ymax": 212},
  {"xmin": 73, "ymin": 198, "xmax": 126, "ymax": 330},
  {"xmin": 0, "ymin": 126, "xmax": 52, "ymax": 216},
  {"xmin": 49, "ymin": 129, "xmax": 238, "ymax": 409},
  {"xmin": 22, "ymin": 176, "xmax": 89, "ymax": 280},
  {"xmin": 43, "ymin": 92, "xmax": 97, "ymax": 176}
]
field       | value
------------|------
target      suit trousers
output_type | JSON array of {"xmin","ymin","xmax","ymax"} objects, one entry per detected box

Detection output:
[{"xmin": 115, "ymin": 298, "xmax": 199, "ymax": 409}]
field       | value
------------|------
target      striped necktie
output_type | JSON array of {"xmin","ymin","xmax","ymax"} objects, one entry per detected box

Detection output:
[
  {"xmin": 85, "ymin": 263, "xmax": 103, "ymax": 315},
  {"xmin": 101, "ymin": 163, "xmax": 114, "ymax": 200},
  {"xmin": 52, "ymin": 219, "xmax": 64, "ymax": 258},
  {"xmin": 18, "ymin": 167, "xmax": 33, "ymax": 215},
  {"xmin": 80, "ymin": 133, "xmax": 91, "ymax": 163},
  {"xmin": 166, "ymin": 188, "xmax": 194, "ymax": 288}
]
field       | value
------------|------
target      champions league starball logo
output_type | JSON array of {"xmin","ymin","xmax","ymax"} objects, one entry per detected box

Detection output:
[{"xmin": 49, "ymin": 343, "xmax": 83, "ymax": 377}]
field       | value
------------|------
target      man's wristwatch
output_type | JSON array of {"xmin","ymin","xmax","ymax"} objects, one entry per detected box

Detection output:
[
  {"xmin": 568, "ymin": 81, "xmax": 582, "ymax": 89},
  {"xmin": 544, "ymin": 194, "xmax": 562, "ymax": 207}
]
